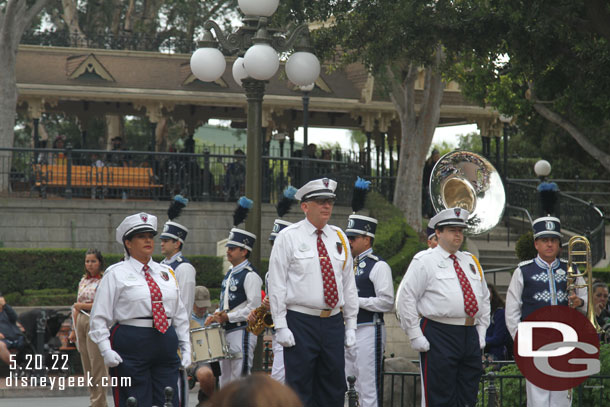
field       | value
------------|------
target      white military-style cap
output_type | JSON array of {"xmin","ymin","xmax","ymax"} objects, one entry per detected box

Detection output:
[
  {"xmin": 116, "ymin": 212, "xmax": 158, "ymax": 244},
  {"xmin": 295, "ymin": 178, "xmax": 337, "ymax": 201},
  {"xmin": 430, "ymin": 207, "xmax": 470, "ymax": 229}
]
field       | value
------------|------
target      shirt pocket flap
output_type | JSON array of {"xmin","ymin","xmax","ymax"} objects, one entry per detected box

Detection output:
[
  {"xmin": 435, "ymin": 271, "xmax": 456, "ymax": 280},
  {"xmin": 294, "ymin": 250, "xmax": 316, "ymax": 260}
]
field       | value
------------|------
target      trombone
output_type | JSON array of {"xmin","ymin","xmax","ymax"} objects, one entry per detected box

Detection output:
[{"xmin": 566, "ymin": 235, "xmax": 603, "ymax": 334}]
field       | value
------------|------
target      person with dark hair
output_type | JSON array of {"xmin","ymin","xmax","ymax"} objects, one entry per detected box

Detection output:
[
  {"xmin": 205, "ymin": 197, "xmax": 262, "ymax": 387},
  {"xmin": 68, "ymin": 248, "xmax": 108, "ymax": 407},
  {"xmin": 223, "ymin": 149, "xmax": 246, "ymax": 200},
  {"xmin": 484, "ymin": 283, "xmax": 512, "ymax": 361},
  {"xmin": 422, "ymin": 149, "xmax": 440, "ymax": 218},
  {"xmin": 89, "ymin": 213, "xmax": 191, "ymax": 407},
  {"xmin": 397, "ymin": 207, "xmax": 490, "ymax": 407},
  {"xmin": 505, "ymin": 216, "xmax": 587, "ymax": 407},
  {"xmin": 0, "ymin": 292, "xmax": 25, "ymax": 365},
  {"xmin": 207, "ymin": 373, "xmax": 303, "ymax": 407},
  {"xmin": 592, "ymin": 280, "xmax": 610, "ymax": 331}
]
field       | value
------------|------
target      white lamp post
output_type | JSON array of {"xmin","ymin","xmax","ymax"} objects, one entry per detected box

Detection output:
[
  {"xmin": 190, "ymin": 0, "xmax": 320, "ymax": 266},
  {"xmin": 534, "ymin": 159, "xmax": 551, "ymax": 180}
]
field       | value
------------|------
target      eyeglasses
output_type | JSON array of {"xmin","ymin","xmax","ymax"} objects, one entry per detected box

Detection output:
[{"xmin": 310, "ymin": 198, "xmax": 335, "ymax": 206}]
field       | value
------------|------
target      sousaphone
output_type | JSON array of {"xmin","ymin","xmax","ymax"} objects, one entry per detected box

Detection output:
[{"xmin": 429, "ymin": 150, "xmax": 506, "ymax": 235}]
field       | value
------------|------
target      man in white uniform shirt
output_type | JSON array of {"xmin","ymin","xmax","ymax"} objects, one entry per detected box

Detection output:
[
  {"xmin": 397, "ymin": 208, "xmax": 490, "ymax": 407},
  {"xmin": 268, "ymin": 178, "xmax": 359, "ymax": 407},
  {"xmin": 344, "ymin": 214, "xmax": 394, "ymax": 407}
]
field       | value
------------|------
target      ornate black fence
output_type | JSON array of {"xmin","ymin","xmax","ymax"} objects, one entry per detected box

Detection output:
[
  {"xmin": 0, "ymin": 147, "xmax": 366, "ymax": 206},
  {"xmin": 506, "ymin": 180, "xmax": 606, "ymax": 265}
]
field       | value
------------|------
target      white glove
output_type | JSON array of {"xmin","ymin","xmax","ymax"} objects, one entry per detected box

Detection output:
[
  {"xmin": 478, "ymin": 335, "xmax": 486, "ymax": 350},
  {"xmin": 180, "ymin": 344, "xmax": 192, "ymax": 368},
  {"xmin": 276, "ymin": 327, "xmax": 295, "ymax": 347},
  {"xmin": 345, "ymin": 328, "xmax": 356, "ymax": 347},
  {"xmin": 101, "ymin": 349, "xmax": 123, "ymax": 367},
  {"xmin": 410, "ymin": 336, "xmax": 430, "ymax": 352}
]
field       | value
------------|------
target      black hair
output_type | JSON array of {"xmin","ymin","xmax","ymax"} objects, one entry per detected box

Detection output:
[
  {"xmin": 84, "ymin": 248, "xmax": 104, "ymax": 277},
  {"xmin": 487, "ymin": 283, "xmax": 505, "ymax": 313}
]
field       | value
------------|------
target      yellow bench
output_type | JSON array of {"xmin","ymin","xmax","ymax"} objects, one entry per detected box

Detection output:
[{"xmin": 34, "ymin": 164, "xmax": 163, "ymax": 190}]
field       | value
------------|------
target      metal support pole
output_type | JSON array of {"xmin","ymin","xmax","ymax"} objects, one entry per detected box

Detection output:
[
  {"xmin": 366, "ymin": 131, "xmax": 372, "ymax": 176},
  {"xmin": 33, "ymin": 118, "xmax": 40, "ymax": 148},
  {"xmin": 150, "ymin": 122, "xmax": 157, "ymax": 152},
  {"xmin": 302, "ymin": 91, "xmax": 310, "ymax": 185},
  {"xmin": 243, "ymin": 78, "xmax": 266, "ymax": 270},
  {"xmin": 503, "ymin": 124, "xmax": 509, "ymax": 182},
  {"xmin": 202, "ymin": 149, "xmax": 210, "ymax": 201},
  {"xmin": 346, "ymin": 376, "xmax": 359, "ymax": 407},
  {"xmin": 65, "ymin": 143, "xmax": 73, "ymax": 199},
  {"xmin": 495, "ymin": 135, "xmax": 501, "ymax": 171}
]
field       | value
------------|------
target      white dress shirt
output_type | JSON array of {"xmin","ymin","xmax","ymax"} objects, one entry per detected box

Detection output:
[
  {"xmin": 89, "ymin": 256, "xmax": 190, "ymax": 353},
  {"xmin": 397, "ymin": 245, "xmax": 491, "ymax": 340},
  {"xmin": 268, "ymin": 218, "xmax": 359, "ymax": 330},
  {"xmin": 505, "ymin": 255, "xmax": 587, "ymax": 339},
  {"xmin": 355, "ymin": 248, "xmax": 395, "ymax": 315},
  {"xmin": 217, "ymin": 259, "xmax": 262, "ymax": 324},
  {"xmin": 161, "ymin": 251, "xmax": 196, "ymax": 313}
]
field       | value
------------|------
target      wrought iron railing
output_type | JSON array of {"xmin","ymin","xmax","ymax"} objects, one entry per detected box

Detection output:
[
  {"xmin": 506, "ymin": 180, "xmax": 606, "ymax": 264},
  {"xmin": 0, "ymin": 147, "xmax": 366, "ymax": 205},
  {"xmin": 380, "ymin": 368, "xmax": 610, "ymax": 407}
]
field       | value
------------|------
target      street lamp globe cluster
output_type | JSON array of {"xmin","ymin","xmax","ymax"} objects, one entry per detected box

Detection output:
[
  {"xmin": 189, "ymin": 0, "xmax": 321, "ymax": 265},
  {"xmin": 189, "ymin": 0, "xmax": 320, "ymax": 87}
]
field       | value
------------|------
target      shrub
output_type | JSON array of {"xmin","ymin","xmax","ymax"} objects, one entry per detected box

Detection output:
[{"xmin": 515, "ymin": 232, "xmax": 536, "ymax": 262}]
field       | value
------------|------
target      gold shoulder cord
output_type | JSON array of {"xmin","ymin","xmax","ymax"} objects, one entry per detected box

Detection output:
[
  {"xmin": 470, "ymin": 254, "xmax": 483, "ymax": 280},
  {"xmin": 336, "ymin": 230, "xmax": 348, "ymax": 270},
  {"xmin": 167, "ymin": 268, "xmax": 179, "ymax": 288}
]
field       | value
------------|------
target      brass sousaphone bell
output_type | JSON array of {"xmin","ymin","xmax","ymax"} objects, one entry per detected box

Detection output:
[
  {"xmin": 429, "ymin": 150, "xmax": 506, "ymax": 235},
  {"xmin": 395, "ymin": 151, "xmax": 506, "ymax": 322}
]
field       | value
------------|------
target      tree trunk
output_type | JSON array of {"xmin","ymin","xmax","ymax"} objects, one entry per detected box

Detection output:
[
  {"xmin": 60, "ymin": 0, "xmax": 87, "ymax": 46},
  {"xmin": 0, "ymin": 0, "xmax": 50, "ymax": 191},
  {"xmin": 532, "ymin": 102, "xmax": 610, "ymax": 172},
  {"xmin": 391, "ymin": 48, "xmax": 445, "ymax": 232}
]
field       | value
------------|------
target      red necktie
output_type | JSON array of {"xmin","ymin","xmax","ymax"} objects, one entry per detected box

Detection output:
[
  {"xmin": 143, "ymin": 265, "xmax": 169, "ymax": 333},
  {"xmin": 317, "ymin": 230, "xmax": 339, "ymax": 308},
  {"xmin": 449, "ymin": 254, "xmax": 479, "ymax": 317}
]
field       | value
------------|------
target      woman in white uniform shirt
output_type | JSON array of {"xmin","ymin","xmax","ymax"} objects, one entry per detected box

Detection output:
[{"xmin": 89, "ymin": 213, "xmax": 191, "ymax": 407}]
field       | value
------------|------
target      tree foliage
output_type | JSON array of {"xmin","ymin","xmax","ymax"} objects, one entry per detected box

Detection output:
[{"xmin": 452, "ymin": 0, "xmax": 610, "ymax": 173}]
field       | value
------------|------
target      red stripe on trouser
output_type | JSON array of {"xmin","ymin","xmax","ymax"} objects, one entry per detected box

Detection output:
[
  {"xmin": 421, "ymin": 318, "xmax": 429, "ymax": 407},
  {"xmin": 109, "ymin": 324, "xmax": 120, "ymax": 407}
]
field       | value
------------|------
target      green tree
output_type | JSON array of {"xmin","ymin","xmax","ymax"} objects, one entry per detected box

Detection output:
[
  {"xmin": 452, "ymin": 0, "xmax": 610, "ymax": 174},
  {"xmin": 275, "ymin": 1, "xmax": 491, "ymax": 232}
]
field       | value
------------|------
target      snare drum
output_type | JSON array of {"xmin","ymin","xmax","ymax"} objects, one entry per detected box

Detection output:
[{"xmin": 190, "ymin": 324, "xmax": 233, "ymax": 363}]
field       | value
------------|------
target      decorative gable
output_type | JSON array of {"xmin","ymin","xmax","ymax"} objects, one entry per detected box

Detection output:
[{"xmin": 66, "ymin": 54, "xmax": 115, "ymax": 82}]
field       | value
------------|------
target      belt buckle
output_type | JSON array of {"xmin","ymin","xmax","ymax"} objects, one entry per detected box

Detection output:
[
  {"xmin": 319, "ymin": 309, "xmax": 331, "ymax": 318},
  {"xmin": 465, "ymin": 316, "xmax": 475, "ymax": 326}
]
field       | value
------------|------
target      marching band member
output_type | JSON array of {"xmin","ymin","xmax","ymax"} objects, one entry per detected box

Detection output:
[
  {"xmin": 89, "ymin": 213, "xmax": 191, "ymax": 407},
  {"xmin": 505, "ymin": 216, "xmax": 587, "ymax": 407},
  {"xmin": 344, "ymin": 214, "xmax": 394, "ymax": 407},
  {"xmin": 397, "ymin": 208, "xmax": 490, "ymax": 407},
  {"xmin": 268, "ymin": 178, "xmax": 359, "ymax": 407},
  {"xmin": 206, "ymin": 197, "xmax": 262, "ymax": 387},
  {"xmin": 161, "ymin": 195, "xmax": 196, "ymax": 313}
]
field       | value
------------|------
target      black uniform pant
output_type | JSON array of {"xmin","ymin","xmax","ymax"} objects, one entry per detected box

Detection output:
[
  {"xmin": 419, "ymin": 318, "xmax": 482, "ymax": 407},
  {"xmin": 284, "ymin": 310, "xmax": 346, "ymax": 407},
  {"xmin": 110, "ymin": 324, "xmax": 181, "ymax": 407}
]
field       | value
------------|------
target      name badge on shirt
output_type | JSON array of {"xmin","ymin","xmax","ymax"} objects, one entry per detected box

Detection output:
[
  {"xmin": 359, "ymin": 261, "xmax": 366, "ymax": 269},
  {"xmin": 556, "ymin": 269, "xmax": 566, "ymax": 276},
  {"xmin": 127, "ymin": 273, "xmax": 138, "ymax": 281},
  {"xmin": 298, "ymin": 243, "xmax": 309, "ymax": 252},
  {"xmin": 230, "ymin": 284, "xmax": 237, "ymax": 292},
  {"xmin": 438, "ymin": 261, "xmax": 448, "ymax": 268}
]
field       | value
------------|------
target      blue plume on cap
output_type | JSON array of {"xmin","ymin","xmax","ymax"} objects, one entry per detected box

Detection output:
[
  {"xmin": 168, "ymin": 194, "xmax": 188, "ymax": 220},
  {"xmin": 284, "ymin": 186, "xmax": 297, "ymax": 199},
  {"xmin": 233, "ymin": 196, "xmax": 253, "ymax": 226},
  {"xmin": 277, "ymin": 186, "xmax": 298, "ymax": 217},
  {"xmin": 537, "ymin": 182, "xmax": 559, "ymax": 192},
  {"xmin": 238, "ymin": 196, "xmax": 253, "ymax": 209},
  {"xmin": 355, "ymin": 177, "xmax": 371, "ymax": 190},
  {"xmin": 351, "ymin": 177, "xmax": 371, "ymax": 213}
]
